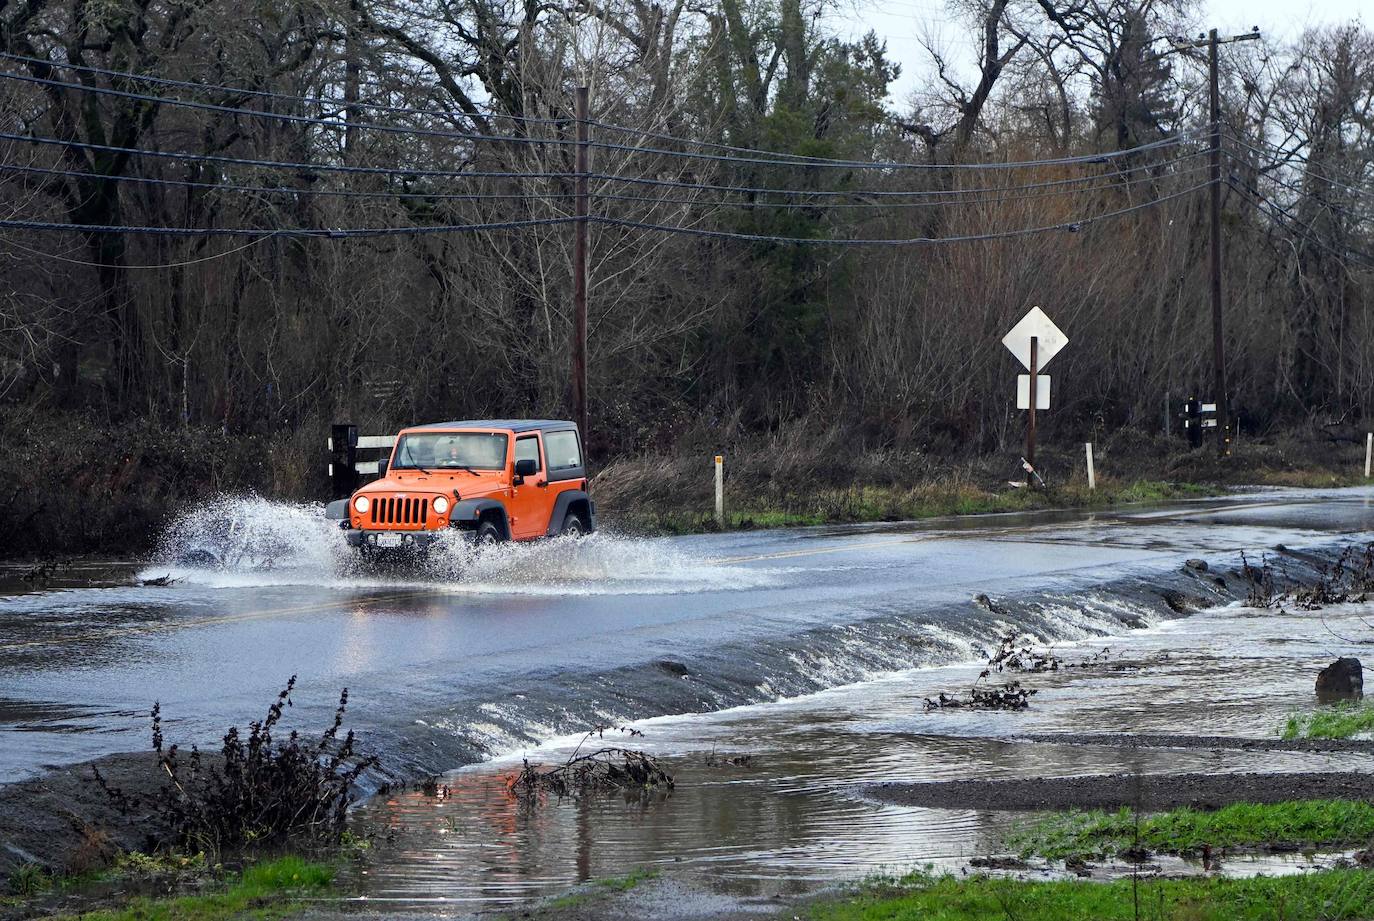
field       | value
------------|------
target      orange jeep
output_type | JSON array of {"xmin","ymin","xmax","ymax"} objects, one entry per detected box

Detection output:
[{"xmin": 325, "ymin": 419, "xmax": 595, "ymax": 552}]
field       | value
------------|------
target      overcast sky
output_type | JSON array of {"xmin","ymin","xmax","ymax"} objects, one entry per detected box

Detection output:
[{"xmin": 827, "ymin": 0, "xmax": 1370, "ymax": 107}]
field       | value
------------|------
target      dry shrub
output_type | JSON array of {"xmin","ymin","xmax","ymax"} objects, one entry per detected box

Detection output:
[{"xmin": 95, "ymin": 677, "xmax": 376, "ymax": 855}]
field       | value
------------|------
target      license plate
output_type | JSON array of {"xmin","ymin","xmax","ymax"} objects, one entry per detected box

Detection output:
[{"xmin": 374, "ymin": 533, "xmax": 403, "ymax": 548}]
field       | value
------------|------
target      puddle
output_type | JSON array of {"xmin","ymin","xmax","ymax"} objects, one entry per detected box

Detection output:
[{"xmin": 346, "ymin": 600, "xmax": 1374, "ymax": 904}]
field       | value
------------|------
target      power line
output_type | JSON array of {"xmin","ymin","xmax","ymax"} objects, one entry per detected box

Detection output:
[
  {"xmin": 0, "ymin": 230, "xmax": 281, "ymax": 269},
  {"xmin": 593, "ymin": 181, "xmax": 1212, "ymax": 245},
  {"xmin": 0, "ymin": 215, "xmax": 579, "ymax": 238},
  {"xmin": 0, "ymin": 180, "xmax": 1212, "ymax": 245},
  {"xmin": 0, "ymin": 68, "xmax": 571, "ymax": 150},
  {"xmin": 0, "ymin": 150, "xmax": 1212, "ymax": 211},
  {"xmin": 0, "ymin": 131, "xmax": 573, "ymax": 181},
  {"xmin": 1228, "ymin": 133, "xmax": 1373, "ymax": 201},
  {"xmin": 1227, "ymin": 178, "xmax": 1374, "ymax": 270},
  {"xmin": 589, "ymin": 118, "xmax": 1204, "ymax": 172},
  {"xmin": 0, "ymin": 131, "xmax": 1200, "ymax": 199},
  {"xmin": 1231, "ymin": 164, "xmax": 1373, "ymax": 230},
  {"xmin": 596, "ymin": 158, "xmax": 1212, "ymax": 210},
  {"xmin": 0, "ymin": 61, "xmax": 1204, "ymax": 172},
  {"xmin": 0, "ymin": 162, "xmax": 575, "ymax": 204},
  {"xmin": 0, "ymin": 50, "xmax": 565, "ymax": 126}
]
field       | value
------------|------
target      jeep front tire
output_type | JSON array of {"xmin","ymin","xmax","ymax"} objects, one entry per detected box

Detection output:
[
  {"xmin": 475, "ymin": 520, "xmax": 503, "ymax": 545},
  {"xmin": 560, "ymin": 512, "xmax": 585, "ymax": 538}
]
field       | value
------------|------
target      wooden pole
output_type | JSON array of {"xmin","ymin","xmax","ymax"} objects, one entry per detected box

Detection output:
[
  {"xmin": 572, "ymin": 86, "xmax": 590, "ymax": 444},
  {"xmin": 1365, "ymin": 433, "xmax": 1372, "ymax": 479},
  {"xmin": 1208, "ymin": 29, "xmax": 1230, "ymax": 458},
  {"xmin": 1085, "ymin": 442, "xmax": 1096, "ymax": 491}
]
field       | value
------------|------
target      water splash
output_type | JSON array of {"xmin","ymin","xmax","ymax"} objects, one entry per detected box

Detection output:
[
  {"xmin": 144, "ymin": 494, "xmax": 347, "ymax": 585},
  {"xmin": 139, "ymin": 494, "xmax": 779, "ymax": 596}
]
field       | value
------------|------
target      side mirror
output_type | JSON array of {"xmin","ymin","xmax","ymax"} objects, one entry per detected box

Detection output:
[
  {"xmin": 513, "ymin": 458, "xmax": 537, "ymax": 483},
  {"xmin": 376, "ymin": 458, "xmax": 389, "ymax": 479}
]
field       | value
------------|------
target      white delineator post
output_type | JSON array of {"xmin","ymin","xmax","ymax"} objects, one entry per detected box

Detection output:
[
  {"xmin": 715, "ymin": 455, "xmax": 725, "ymax": 526},
  {"xmin": 1365, "ymin": 433, "xmax": 1372, "ymax": 479},
  {"xmin": 1085, "ymin": 442, "xmax": 1096, "ymax": 491}
]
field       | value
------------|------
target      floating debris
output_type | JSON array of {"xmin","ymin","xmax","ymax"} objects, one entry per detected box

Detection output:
[
  {"xmin": 506, "ymin": 726, "xmax": 673, "ymax": 802},
  {"xmin": 987, "ymin": 635, "xmax": 1060, "ymax": 673},
  {"xmin": 925, "ymin": 677, "xmax": 1036, "ymax": 712}
]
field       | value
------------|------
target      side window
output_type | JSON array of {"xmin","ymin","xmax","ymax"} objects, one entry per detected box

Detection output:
[
  {"xmin": 544, "ymin": 430, "xmax": 583, "ymax": 471},
  {"xmin": 514, "ymin": 436, "xmax": 542, "ymax": 472}
]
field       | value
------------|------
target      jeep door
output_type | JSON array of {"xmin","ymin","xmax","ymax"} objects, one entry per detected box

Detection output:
[{"xmin": 506, "ymin": 433, "xmax": 553, "ymax": 540}]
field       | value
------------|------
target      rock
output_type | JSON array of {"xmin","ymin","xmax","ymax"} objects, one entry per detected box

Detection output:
[
  {"xmin": 1316, "ymin": 658, "xmax": 1363, "ymax": 700},
  {"xmin": 1184, "ymin": 559, "xmax": 1208, "ymax": 572},
  {"xmin": 1159, "ymin": 590, "xmax": 1192, "ymax": 614},
  {"xmin": 973, "ymin": 593, "xmax": 1007, "ymax": 615}
]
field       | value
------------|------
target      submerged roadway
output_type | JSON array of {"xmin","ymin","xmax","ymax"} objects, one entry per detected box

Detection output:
[{"xmin": 1, "ymin": 486, "xmax": 1372, "ymax": 784}]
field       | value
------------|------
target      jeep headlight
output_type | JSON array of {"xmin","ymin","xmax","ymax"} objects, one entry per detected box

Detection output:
[
  {"xmin": 433, "ymin": 495, "xmax": 450, "ymax": 515},
  {"xmin": 353, "ymin": 495, "xmax": 370, "ymax": 514}
]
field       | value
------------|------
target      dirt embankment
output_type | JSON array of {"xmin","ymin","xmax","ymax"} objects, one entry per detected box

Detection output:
[{"xmin": 0, "ymin": 754, "xmax": 172, "ymax": 883}]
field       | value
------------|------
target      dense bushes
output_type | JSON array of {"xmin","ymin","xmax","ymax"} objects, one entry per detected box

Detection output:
[{"xmin": 0, "ymin": 409, "xmax": 323, "ymax": 556}]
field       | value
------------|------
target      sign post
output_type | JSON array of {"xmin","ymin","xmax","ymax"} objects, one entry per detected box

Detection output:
[
  {"xmin": 1002, "ymin": 307, "xmax": 1068, "ymax": 487},
  {"xmin": 1027, "ymin": 337, "xmax": 1039, "ymax": 469}
]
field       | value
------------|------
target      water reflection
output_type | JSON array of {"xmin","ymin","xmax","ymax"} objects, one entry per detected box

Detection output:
[{"xmin": 348, "ymin": 600, "xmax": 1374, "ymax": 904}]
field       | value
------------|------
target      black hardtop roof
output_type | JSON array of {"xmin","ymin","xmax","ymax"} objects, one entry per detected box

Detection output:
[{"xmin": 408, "ymin": 419, "xmax": 577, "ymax": 434}]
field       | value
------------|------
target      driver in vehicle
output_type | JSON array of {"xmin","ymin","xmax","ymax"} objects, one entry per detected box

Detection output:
[{"xmin": 440, "ymin": 438, "xmax": 464, "ymax": 467}]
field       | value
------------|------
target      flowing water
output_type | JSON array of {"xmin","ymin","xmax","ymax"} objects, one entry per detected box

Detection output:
[
  {"xmin": 3, "ymin": 489, "xmax": 1373, "ymax": 904},
  {"xmin": 343, "ymin": 599, "xmax": 1374, "ymax": 905},
  {"xmin": 6, "ymin": 490, "xmax": 1298, "ymax": 781}
]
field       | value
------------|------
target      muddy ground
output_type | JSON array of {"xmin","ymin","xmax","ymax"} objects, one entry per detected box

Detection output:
[{"xmin": 0, "ymin": 753, "xmax": 171, "ymax": 879}]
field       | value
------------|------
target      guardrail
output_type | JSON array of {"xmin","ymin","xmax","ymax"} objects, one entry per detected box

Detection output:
[{"xmin": 328, "ymin": 424, "xmax": 396, "ymax": 499}]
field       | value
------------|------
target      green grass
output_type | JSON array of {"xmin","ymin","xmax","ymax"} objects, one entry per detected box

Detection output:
[
  {"xmin": 810, "ymin": 870, "xmax": 1374, "ymax": 921},
  {"xmin": 1282, "ymin": 701, "xmax": 1374, "ymax": 740},
  {"xmin": 621, "ymin": 479, "xmax": 1219, "ymax": 535},
  {"xmin": 541, "ymin": 867, "xmax": 659, "ymax": 911},
  {"xmin": 6, "ymin": 862, "xmax": 52, "ymax": 897},
  {"xmin": 1007, "ymin": 799, "xmax": 1374, "ymax": 860},
  {"xmin": 47, "ymin": 855, "xmax": 335, "ymax": 921},
  {"xmin": 594, "ymin": 866, "xmax": 659, "ymax": 892}
]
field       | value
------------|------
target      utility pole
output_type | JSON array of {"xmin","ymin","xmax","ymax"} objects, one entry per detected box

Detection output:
[
  {"xmin": 572, "ymin": 86, "xmax": 590, "ymax": 445},
  {"xmin": 1156, "ymin": 28, "xmax": 1259, "ymax": 457},
  {"xmin": 1207, "ymin": 28, "xmax": 1227, "ymax": 457}
]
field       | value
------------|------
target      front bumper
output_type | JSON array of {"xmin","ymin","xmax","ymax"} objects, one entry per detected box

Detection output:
[{"xmin": 345, "ymin": 529, "xmax": 445, "ymax": 550}]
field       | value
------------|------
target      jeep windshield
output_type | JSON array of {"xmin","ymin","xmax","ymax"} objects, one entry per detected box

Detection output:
[{"xmin": 391, "ymin": 432, "xmax": 509, "ymax": 471}]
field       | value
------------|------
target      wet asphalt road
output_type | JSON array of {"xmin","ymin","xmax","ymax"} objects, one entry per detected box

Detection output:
[{"xmin": 1, "ymin": 487, "xmax": 1372, "ymax": 783}]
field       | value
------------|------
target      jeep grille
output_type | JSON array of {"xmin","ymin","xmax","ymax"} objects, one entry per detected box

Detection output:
[{"xmin": 370, "ymin": 496, "xmax": 429, "ymax": 527}]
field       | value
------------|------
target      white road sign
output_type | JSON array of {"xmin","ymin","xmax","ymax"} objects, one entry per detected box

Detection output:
[
  {"xmin": 1002, "ymin": 306, "xmax": 1068, "ymax": 371},
  {"xmin": 1016, "ymin": 374, "xmax": 1051, "ymax": 410}
]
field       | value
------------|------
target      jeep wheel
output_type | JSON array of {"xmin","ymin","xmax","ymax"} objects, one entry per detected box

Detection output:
[
  {"xmin": 475, "ymin": 521, "xmax": 503, "ymax": 545},
  {"xmin": 560, "ymin": 513, "xmax": 585, "ymax": 538}
]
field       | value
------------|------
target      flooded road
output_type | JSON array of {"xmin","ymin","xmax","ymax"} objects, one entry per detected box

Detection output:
[
  {"xmin": 345, "ymin": 599, "xmax": 1374, "ymax": 905},
  {"xmin": 0, "ymin": 486, "xmax": 1371, "ymax": 793}
]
